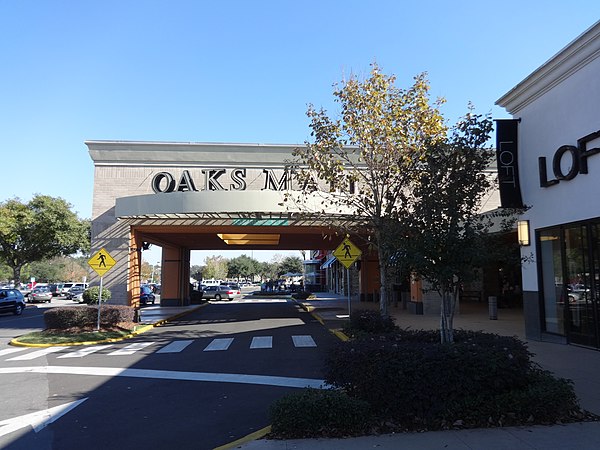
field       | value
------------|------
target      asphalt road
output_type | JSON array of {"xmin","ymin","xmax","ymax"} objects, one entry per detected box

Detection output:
[{"xmin": 0, "ymin": 296, "xmax": 338, "ymax": 449}]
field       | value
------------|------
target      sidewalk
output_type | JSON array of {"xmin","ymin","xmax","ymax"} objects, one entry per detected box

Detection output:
[{"xmin": 233, "ymin": 292, "xmax": 600, "ymax": 450}]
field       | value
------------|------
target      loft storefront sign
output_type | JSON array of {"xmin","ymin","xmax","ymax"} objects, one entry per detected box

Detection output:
[
  {"xmin": 539, "ymin": 129, "xmax": 600, "ymax": 188},
  {"xmin": 151, "ymin": 168, "xmax": 293, "ymax": 193},
  {"xmin": 495, "ymin": 119, "xmax": 524, "ymax": 208}
]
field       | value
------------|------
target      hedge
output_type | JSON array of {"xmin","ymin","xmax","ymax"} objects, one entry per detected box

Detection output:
[
  {"xmin": 269, "ymin": 388, "xmax": 372, "ymax": 438},
  {"xmin": 44, "ymin": 305, "xmax": 135, "ymax": 330},
  {"xmin": 323, "ymin": 329, "xmax": 580, "ymax": 430}
]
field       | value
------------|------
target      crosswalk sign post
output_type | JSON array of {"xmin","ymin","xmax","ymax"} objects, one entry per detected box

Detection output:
[
  {"xmin": 88, "ymin": 248, "xmax": 117, "ymax": 331},
  {"xmin": 332, "ymin": 237, "xmax": 362, "ymax": 316}
]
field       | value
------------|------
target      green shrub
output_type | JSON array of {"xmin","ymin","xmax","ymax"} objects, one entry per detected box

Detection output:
[
  {"xmin": 82, "ymin": 286, "xmax": 112, "ymax": 304},
  {"xmin": 323, "ymin": 329, "xmax": 577, "ymax": 429},
  {"xmin": 44, "ymin": 305, "xmax": 135, "ymax": 330},
  {"xmin": 269, "ymin": 388, "xmax": 372, "ymax": 438},
  {"xmin": 344, "ymin": 309, "xmax": 397, "ymax": 335},
  {"xmin": 447, "ymin": 369, "xmax": 581, "ymax": 427}
]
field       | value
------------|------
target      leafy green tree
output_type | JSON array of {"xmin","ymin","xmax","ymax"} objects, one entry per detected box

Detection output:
[
  {"xmin": 25, "ymin": 256, "xmax": 89, "ymax": 283},
  {"xmin": 190, "ymin": 264, "xmax": 204, "ymax": 282},
  {"xmin": 258, "ymin": 261, "xmax": 278, "ymax": 281},
  {"xmin": 0, "ymin": 261, "xmax": 12, "ymax": 282},
  {"xmin": 291, "ymin": 64, "xmax": 446, "ymax": 315},
  {"xmin": 228, "ymin": 254, "xmax": 258, "ymax": 280},
  {"xmin": 203, "ymin": 255, "xmax": 228, "ymax": 280},
  {"xmin": 409, "ymin": 109, "xmax": 497, "ymax": 343},
  {"xmin": 277, "ymin": 256, "xmax": 303, "ymax": 276},
  {"xmin": 0, "ymin": 196, "xmax": 90, "ymax": 284}
]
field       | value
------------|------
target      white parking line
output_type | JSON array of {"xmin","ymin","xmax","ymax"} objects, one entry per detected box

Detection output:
[
  {"xmin": 0, "ymin": 348, "xmax": 28, "ymax": 357},
  {"xmin": 7, "ymin": 347, "xmax": 68, "ymax": 361},
  {"xmin": 57, "ymin": 345, "xmax": 113, "ymax": 358},
  {"xmin": 203, "ymin": 338, "xmax": 234, "ymax": 351},
  {"xmin": 250, "ymin": 336, "xmax": 273, "ymax": 349},
  {"xmin": 108, "ymin": 342, "xmax": 155, "ymax": 356},
  {"xmin": 0, "ymin": 366, "xmax": 327, "ymax": 388},
  {"xmin": 156, "ymin": 340, "xmax": 194, "ymax": 353},
  {"xmin": 292, "ymin": 335, "xmax": 317, "ymax": 347}
]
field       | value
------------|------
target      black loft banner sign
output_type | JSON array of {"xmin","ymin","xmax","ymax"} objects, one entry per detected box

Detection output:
[{"xmin": 495, "ymin": 119, "xmax": 524, "ymax": 208}]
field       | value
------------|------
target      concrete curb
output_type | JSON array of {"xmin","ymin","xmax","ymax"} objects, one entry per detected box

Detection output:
[
  {"xmin": 9, "ymin": 303, "xmax": 208, "ymax": 347},
  {"xmin": 213, "ymin": 426, "xmax": 272, "ymax": 450}
]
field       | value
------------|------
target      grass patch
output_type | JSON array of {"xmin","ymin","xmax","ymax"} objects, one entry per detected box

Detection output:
[{"xmin": 15, "ymin": 327, "xmax": 138, "ymax": 345}]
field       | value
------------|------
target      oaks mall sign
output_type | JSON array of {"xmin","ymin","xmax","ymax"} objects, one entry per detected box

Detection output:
[{"xmin": 151, "ymin": 168, "xmax": 294, "ymax": 193}]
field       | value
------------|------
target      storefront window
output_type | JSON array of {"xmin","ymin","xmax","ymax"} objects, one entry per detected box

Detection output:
[
  {"xmin": 539, "ymin": 228, "xmax": 564, "ymax": 334},
  {"xmin": 539, "ymin": 221, "xmax": 600, "ymax": 346}
]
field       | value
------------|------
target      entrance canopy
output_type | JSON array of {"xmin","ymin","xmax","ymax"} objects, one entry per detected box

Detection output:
[{"xmin": 116, "ymin": 190, "xmax": 359, "ymax": 251}]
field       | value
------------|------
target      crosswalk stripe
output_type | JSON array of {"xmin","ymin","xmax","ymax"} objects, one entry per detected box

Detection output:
[
  {"xmin": 203, "ymin": 338, "xmax": 234, "ymax": 352},
  {"xmin": 157, "ymin": 340, "xmax": 194, "ymax": 354},
  {"xmin": 0, "ymin": 348, "xmax": 28, "ymax": 357},
  {"xmin": 292, "ymin": 335, "xmax": 317, "ymax": 348},
  {"xmin": 250, "ymin": 336, "xmax": 273, "ymax": 349},
  {"xmin": 57, "ymin": 345, "xmax": 113, "ymax": 359},
  {"xmin": 108, "ymin": 342, "xmax": 155, "ymax": 356},
  {"xmin": 7, "ymin": 347, "xmax": 68, "ymax": 361}
]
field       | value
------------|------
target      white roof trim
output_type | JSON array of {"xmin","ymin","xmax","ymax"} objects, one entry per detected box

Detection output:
[{"xmin": 496, "ymin": 20, "xmax": 600, "ymax": 115}]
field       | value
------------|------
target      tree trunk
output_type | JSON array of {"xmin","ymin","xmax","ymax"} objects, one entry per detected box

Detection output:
[
  {"xmin": 439, "ymin": 284, "xmax": 458, "ymax": 343},
  {"xmin": 11, "ymin": 264, "xmax": 23, "ymax": 286},
  {"xmin": 378, "ymin": 246, "xmax": 389, "ymax": 317}
]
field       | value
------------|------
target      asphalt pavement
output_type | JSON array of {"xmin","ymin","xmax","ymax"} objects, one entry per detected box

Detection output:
[
  {"xmin": 230, "ymin": 292, "xmax": 600, "ymax": 450},
  {"xmin": 13, "ymin": 293, "xmax": 600, "ymax": 449}
]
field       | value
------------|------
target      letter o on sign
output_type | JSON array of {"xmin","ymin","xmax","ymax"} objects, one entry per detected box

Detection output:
[
  {"xmin": 552, "ymin": 145, "xmax": 579, "ymax": 181},
  {"xmin": 151, "ymin": 172, "xmax": 176, "ymax": 193}
]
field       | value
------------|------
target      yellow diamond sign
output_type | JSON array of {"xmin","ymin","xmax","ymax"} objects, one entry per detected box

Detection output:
[
  {"xmin": 333, "ymin": 237, "xmax": 362, "ymax": 269},
  {"xmin": 88, "ymin": 248, "xmax": 117, "ymax": 277}
]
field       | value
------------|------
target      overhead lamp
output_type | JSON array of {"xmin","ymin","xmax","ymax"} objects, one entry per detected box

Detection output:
[
  {"xmin": 517, "ymin": 220, "xmax": 530, "ymax": 246},
  {"xmin": 217, "ymin": 233, "xmax": 281, "ymax": 246}
]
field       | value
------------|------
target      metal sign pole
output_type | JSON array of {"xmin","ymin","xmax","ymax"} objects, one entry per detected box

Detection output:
[
  {"xmin": 96, "ymin": 276, "xmax": 104, "ymax": 331},
  {"xmin": 347, "ymin": 267, "xmax": 351, "ymax": 316}
]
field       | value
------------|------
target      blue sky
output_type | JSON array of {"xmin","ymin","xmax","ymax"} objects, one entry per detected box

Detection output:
[{"xmin": 1, "ymin": 1, "xmax": 598, "ymax": 264}]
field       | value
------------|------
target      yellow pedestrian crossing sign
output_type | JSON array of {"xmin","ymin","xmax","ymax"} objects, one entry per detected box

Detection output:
[
  {"xmin": 88, "ymin": 248, "xmax": 116, "ymax": 277},
  {"xmin": 333, "ymin": 237, "xmax": 362, "ymax": 269}
]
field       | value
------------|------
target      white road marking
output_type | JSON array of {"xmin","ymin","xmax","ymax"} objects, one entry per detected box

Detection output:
[
  {"xmin": 0, "ymin": 366, "xmax": 327, "ymax": 388},
  {"xmin": 57, "ymin": 345, "xmax": 113, "ymax": 358},
  {"xmin": 108, "ymin": 342, "xmax": 155, "ymax": 356},
  {"xmin": 7, "ymin": 347, "xmax": 68, "ymax": 361},
  {"xmin": 0, "ymin": 348, "xmax": 28, "ymax": 357},
  {"xmin": 250, "ymin": 336, "xmax": 272, "ymax": 349},
  {"xmin": 156, "ymin": 340, "xmax": 194, "ymax": 353},
  {"xmin": 0, "ymin": 398, "xmax": 87, "ymax": 437},
  {"xmin": 292, "ymin": 335, "xmax": 317, "ymax": 347},
  {"xmin": 203, "ymin": 338, "xmax": 234, "ymax": 351}
]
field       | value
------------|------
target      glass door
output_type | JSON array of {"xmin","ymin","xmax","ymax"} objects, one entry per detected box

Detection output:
[{"xmin": 566, "ymin": 225, "xmax": 598, "ymax": 347}]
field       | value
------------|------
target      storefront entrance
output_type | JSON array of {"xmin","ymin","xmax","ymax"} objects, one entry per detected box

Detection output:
[{"xmin": 538, "ymin": 219, "xmax": 600, "ymax": 348}]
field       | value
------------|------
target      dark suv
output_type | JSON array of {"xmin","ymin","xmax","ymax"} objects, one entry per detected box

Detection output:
[{"xmin": 0, "ymin": 289, "xmax": 26, "ymax": 315}]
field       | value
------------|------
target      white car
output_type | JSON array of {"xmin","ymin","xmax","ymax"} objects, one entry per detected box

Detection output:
[{"xmin": 202, "ymin": 285, "xmax": 242, "ymax": 301}]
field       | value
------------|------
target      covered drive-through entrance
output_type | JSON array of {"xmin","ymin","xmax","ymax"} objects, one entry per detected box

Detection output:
[{"xmin": 87, "ymin": 141, "xmax": 380, "ymax": 307}]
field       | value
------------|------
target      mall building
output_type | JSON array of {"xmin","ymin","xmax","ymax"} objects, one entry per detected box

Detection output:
[
  {"xmin": 88, "ymin": 20, "xmax": 600, "ymax": 348},
  {"xmin": 87, "ymin": 141, "xmax": 382, "ymax": 307},
  {"xmin": 496, "ymin": 20, "xmax": 600, "ymax": 347}
]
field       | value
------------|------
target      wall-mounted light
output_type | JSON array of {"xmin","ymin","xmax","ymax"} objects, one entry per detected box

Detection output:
[
  {"xmin": 130, "ymin": 242, "xmax": 151, "ymax": 253},
  {"xmin": 517, "ymin": 220, "xmax": 530, "ymax": 246}
]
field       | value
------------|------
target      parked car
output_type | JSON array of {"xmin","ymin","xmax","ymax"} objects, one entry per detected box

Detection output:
[
  {"xmin": 60, "ymin": 282, "xmax": 88, "ymax": 296},
  {"xmin": 0, "ymin": 288, "xmax": 26, "ymax": 315},
  {"xmin": 29, "ymin": 286, "xmax": 53, "ymax": 303},
  {"xmin": 67, "ymin": 285, "xmax": 86, "ymax": 300},
  {"xmin": 49, "ymin": 283, "xmax": 64, "ymax": 297},
  {"xmin": 140, "ymin": 285, "xmax": 156, "ymax": 305},
  {"xmin": 202, "ymin": 285, "xmax": 242, "ymax": 301}
]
